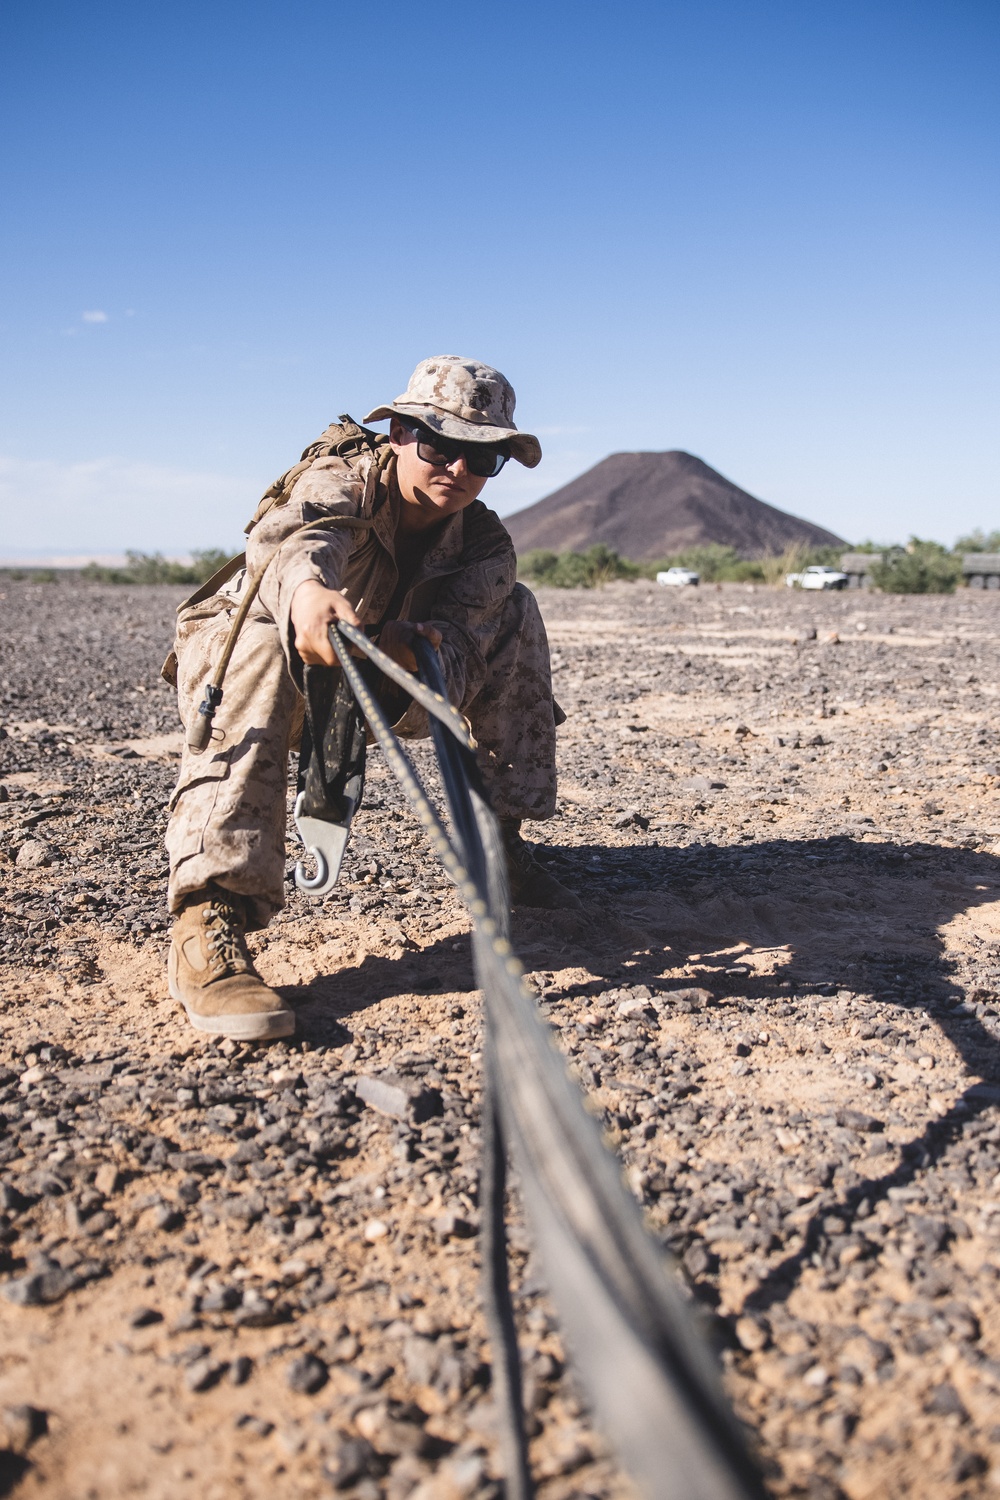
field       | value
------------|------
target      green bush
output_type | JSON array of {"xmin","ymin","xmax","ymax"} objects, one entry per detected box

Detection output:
[
  {"xmin": 955, "ymin": 529, "xmax": 1000, "ymax": 554},
  {"xmin": 868, "ymin": 538, "xmax": 961, "ymax": 594},
  {"xmin": 81, "ymin": 549, "xmax": 231, "ymax": 586},
  {"xmin": 518, "ymin": 544, "xmax": 639, "ymax": 588}
]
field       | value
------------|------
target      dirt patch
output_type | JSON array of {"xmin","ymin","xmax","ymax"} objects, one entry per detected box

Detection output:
[{"xmin": 2, "ymin": 577, "xmax": 1000, "ymax": 1497}]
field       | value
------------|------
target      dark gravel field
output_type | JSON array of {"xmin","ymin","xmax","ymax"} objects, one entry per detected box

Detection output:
[{"xmin": 2, "ymin": 575, "xmax": 1000, "ymax": 1500}]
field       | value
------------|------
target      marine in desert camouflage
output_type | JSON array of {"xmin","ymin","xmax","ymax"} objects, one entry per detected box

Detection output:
[{"xmin": 164, "ymin": 356, "xmax": 578, "ymax": 1041}]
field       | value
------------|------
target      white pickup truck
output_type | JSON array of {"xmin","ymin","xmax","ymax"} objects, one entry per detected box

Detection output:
[
  {"xmin": 785, "ymin": 565, "xmax": 849, "ymax": 591},
  {"xmin": 656, "ymin": 567, "xmax": 700, "ymax": 587}
]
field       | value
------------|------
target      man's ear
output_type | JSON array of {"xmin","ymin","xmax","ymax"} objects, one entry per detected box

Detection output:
[{"xmin": 388, "ymin": 416, "xmax": 410, "ymax": 452}]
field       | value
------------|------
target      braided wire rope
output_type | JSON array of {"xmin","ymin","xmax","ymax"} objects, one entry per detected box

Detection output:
[{"xmin": 329, "ymin": 621, "xmax": 766, "ymax": 1500}]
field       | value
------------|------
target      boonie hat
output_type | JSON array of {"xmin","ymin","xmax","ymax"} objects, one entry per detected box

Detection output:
[{"xmin": 364, "ymin": 355, "xmax": 542, "ymax": 469}]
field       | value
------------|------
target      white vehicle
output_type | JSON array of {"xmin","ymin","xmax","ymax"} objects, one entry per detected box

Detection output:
[
  {"xmin": 785, "ymin": 565, "xmax": 848, "ymax": 591},
  {"xmin": 656, "ymin": 567, "xmax": 700, "ymax": 587}
]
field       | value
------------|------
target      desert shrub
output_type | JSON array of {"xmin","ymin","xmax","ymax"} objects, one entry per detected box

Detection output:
[
  {"xmin": 81, "ymin": 549, "xmax": 231, "ymax": 585},
  {"xmin": 636, "ymin": 544, "xmax": 746, "ymax": 582},
  {"xmin": 518, "ymin": 545, "xmax": 639, "ymax": 588},
  {"xmin": 954, "ymin": 529, "xmax": 1000, "ymax": 554},
  {"xmin": 868, "ymin": 539, "xmax": 961, "ymax": 594}
]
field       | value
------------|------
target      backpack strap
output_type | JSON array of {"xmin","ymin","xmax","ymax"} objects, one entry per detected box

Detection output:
[{"xmin": 244, "ymin": 415, "xmax": 392, "ymax": 535}]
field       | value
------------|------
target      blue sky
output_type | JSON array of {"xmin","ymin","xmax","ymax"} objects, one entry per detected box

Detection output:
[{"xmin": 1, "ymin": 0, "xmax": 997, "ymax": 557}]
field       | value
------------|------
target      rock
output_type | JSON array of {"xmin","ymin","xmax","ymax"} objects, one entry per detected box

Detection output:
[
  {"xmin": 166, "ymin": 1151, "xmax": 223, "ymax": 1175},
  {"xmin": 354, "ymin": 1402, "xmax": 425, "ymax": 1457},
  {"xmin": 129, "ymin": 1306, "xmax": 163, "ymax": 1328},
  {"xmin": 683, "ymin": 1242, "xmax": 711, "ymax": 1278},
  {"xmin": 950, "ymin": 1448, "xmax": 987, "ymax": 1482},
  {"xmin": 234, "ymin": 1413, "xmax": 273, "ymax": 1437},
  {"xmin": 286, "ymin": 1353, "xmax": 328, "ymax": 1394},
  {"xmin": 93, "ymin": 1165, "xmax": 122, "ymax": 1196},
  {"xmin": 323, "ymin": 1435, "xmax": 379, "ymax": 1490},
  {"xmin": 835, "ymin": 1109, "xmax": 883, "ymax": 1133},
  {"xmin": 355, "ymin": 1074, "xmax": 443, "ymax": 1124},
  {"xmin": 185, "ymin": 1358, "xmax": 228, "ymax": 1393},
  {"xmin": 154, "ymin": 1206, "xmax": 185, "ymax": 1233},
  {"xmin": 735, "ymin": 1316, "xmax": 770, "ymax": 1352},
  {"xmin": 233, "ymin": 1293, "xmax": 284, "ymax": 1328},
  {"xmin": 432, "ymin": 1211, "xmax": 476, "ymax": 1240},
  {"xmin": 407, "ymin": 1451, "xmax": 486, "ymax": 1500},
  {"xmin": 2, "ymin": 1267, "xmax": 79, "ymax": 1306},
  {"xmin": 364, "ymin": 1219, "xmax": 389, "ymax": 1242},
  {"xmin": 661, "ymin": 987, "xmax": 714, "ymax": 1007},
  {"xmin": 1, "ymin": 1404, "xmax": 48, "ymax": 1452},
  {"xmin": 16, "ymin": 841, "xmax": 56, "ymax": 869},
  {"xmin": 200, "ymin": 1284, "xmax": 241, "ymax": 1313},
  {"xmin": 229, "ymin": 1356, "xmax": 253, "ymax": 1386},
  {"xmin": 925, "ymin": 1383, "xmax": 967, "ymax": 1419}
]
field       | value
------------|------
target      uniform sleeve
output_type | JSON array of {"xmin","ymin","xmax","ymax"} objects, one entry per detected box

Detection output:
[{"xmin": 245, "ymin": 456, "xmax": 368, "ymax": 661}]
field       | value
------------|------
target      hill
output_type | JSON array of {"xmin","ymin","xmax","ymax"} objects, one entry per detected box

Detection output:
[{"xmin": 503, "ymin": 450, "xmax": 846, "ymax": 560}]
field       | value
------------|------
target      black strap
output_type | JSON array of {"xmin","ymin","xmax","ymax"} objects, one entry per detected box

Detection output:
[{"xmin": 297, "ymin": 664, "xmax": 368, "ymax": 823}]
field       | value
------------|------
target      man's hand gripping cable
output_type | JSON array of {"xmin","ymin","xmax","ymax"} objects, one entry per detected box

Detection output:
[{"xmin": 321, "ymin": 620, "xmax": 767, "ymax": 1500}]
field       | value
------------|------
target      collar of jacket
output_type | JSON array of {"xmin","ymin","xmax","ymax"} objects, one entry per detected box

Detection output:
[{"xmin": 374, "ymin": 470, "xmax": 471, "ymax": 582}]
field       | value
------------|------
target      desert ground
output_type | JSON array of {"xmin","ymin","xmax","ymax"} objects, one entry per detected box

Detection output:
[{"xmin": 2, "ymin": 575, "xmax": 1000, "ymax": 1500}]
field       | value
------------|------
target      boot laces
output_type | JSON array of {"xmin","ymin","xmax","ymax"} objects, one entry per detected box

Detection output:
[{"xmin": 205, "ymin": 899, "xmax": 246, "ymax": 969}]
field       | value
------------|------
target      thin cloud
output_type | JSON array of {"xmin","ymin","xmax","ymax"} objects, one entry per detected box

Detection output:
[
  {"xmin": 0, "ymin": 453, "xmax": 251, "ymax": 552},
  {"xmin": 81, "ymin": 309, "xmax": 108, "ymax": 323}
]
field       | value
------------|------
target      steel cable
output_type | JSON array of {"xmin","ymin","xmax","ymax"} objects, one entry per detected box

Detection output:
[{"xmin": 328, "ymin": 621, "xmax": 765, "ymax": 1500}]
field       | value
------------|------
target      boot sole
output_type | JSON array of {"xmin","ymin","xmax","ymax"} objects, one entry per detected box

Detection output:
[{"xmin": 168, "ymin": 976, "xmax": 296, "ymax": 1041}]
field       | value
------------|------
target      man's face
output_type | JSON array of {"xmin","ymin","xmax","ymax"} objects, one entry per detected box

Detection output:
[{"xmin": 390, "ymin": 419, "xmax": 491, "ymax": 532}]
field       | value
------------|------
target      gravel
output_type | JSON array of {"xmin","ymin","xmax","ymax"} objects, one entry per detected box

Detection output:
[{"xmin": 2, "ymin": 576, "xmax": 1000, "ymax": 1497}]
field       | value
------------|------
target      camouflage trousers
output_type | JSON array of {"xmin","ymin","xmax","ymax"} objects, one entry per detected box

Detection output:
[{"xmin": 165, "ymin": 583, "xmax": 558, "ymax": 927}]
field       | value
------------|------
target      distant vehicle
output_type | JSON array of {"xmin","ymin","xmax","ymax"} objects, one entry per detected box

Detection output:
[
  {"xmin": 656, "ymin": 567, "xmax": 700, "ymax": 587},
  {"xmin": 785, "ymin": 565, "xmax": 849, "ymax": 591}
]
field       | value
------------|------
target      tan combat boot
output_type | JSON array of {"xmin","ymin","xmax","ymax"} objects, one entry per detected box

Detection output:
[
  {"xmin": 168, "ymin": 885, "xmax": 295, "ymax": 1041},
  {"xmin": 500, "ymin": 819, "xmax": 583, "ymax": 911}
]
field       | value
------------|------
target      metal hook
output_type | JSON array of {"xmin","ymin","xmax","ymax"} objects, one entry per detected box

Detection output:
[{"xmin": 293, "ymin": 792, "xmax": 352, "ymax": 897}]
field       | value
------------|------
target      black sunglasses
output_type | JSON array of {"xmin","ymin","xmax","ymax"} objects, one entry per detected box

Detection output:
[{"xmin": 400, "ymin": 421, "xmax": 509, "ymax": 479}]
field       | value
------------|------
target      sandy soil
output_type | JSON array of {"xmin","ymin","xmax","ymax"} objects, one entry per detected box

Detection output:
[{"xmin": 2, "ymin": 576, "xmax": 1000, "ymax": 1499}]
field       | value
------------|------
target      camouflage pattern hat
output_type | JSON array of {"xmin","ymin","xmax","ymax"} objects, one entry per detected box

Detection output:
[{"xmin": 364, "ymin": 355, "xmax": 542, "ymax": 468}]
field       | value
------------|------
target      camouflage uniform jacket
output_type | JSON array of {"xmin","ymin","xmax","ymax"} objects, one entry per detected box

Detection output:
[{"xmin": 246, "ymin": 446, "xmax": 517, "ymax": 712}]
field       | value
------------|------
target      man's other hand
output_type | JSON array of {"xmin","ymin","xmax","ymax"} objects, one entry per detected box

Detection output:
[
  {"xmin": 290, "ymin": 580, "xmax": 362, "ymax": 666},
  {"xmin": 379, "ymin": 620, "xmax": 443, "ymax": 673}
]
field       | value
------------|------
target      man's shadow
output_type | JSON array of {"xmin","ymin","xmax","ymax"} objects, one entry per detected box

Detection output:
[
  {"xmin": 530, "ymin": 833, "xmax": 1000, "ymax": 1309},
  {"xmin": 289, "ymin": 833, "xmax": 1000, "ymax": 1305}
]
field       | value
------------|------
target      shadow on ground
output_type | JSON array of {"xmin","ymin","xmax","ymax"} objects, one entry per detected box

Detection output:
[{"xmin": 285, "ymin": 834, "xmax": 1000, "ymax": 1308}]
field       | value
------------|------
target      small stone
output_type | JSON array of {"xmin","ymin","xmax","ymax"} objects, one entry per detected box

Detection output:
[
  {"xmin": 364, "ymin": 1219, "xmax": 389, "ymax": 1243},
  {"xmin": 323, "ymin": 1436, "xmax": 378, "ymax": 1490},
  {"xmin": 616, "ymin": 997, "xmax": 654, "ymax": 1020},
  {"xmin": 200, "ymin": 1284, "xmax": 241, "ymax": 1313},
  {"xmin": 185, "ymin": 1358, "xmax": 227, "ymax": 1392},
  {"xmin": 355, "ymin": 1074, "xmax": 443, "ymax": 1124},
  {"xmin": 129, "ymin": 1306, "xmax": 163, "ymax": 1328},
  {"xmin": 234, "ymin": 1413, "xmax": 273, "ymax": 1437},
  {"xmin": 229, "ymin": 1355, "xmax": 253, "ymax": 1386},
  {"xmin": 432, "ymin": 1211, "xmax": 475, "ymax": 1241},
  {"xmin": 292, "ymin": 1215, "xmax": 321, "ymax": 1244},
  {"xmin": 950, "ymin": 1449, "xmax": 987, "ymax": 1483},
  {"xmin": 683, "ymin": 1242, "xmax": 711, "ymax": 1278},
  {"xmin": 3, "ymin": 1267, "xmax": 79, "ymax": 1306},
  {"xmin": 94, "ymin": 1165, "xmax": 122, "ymax": 1196},
  {"xmin": 661, "ymin": 987, "xmax": 714, "ymax": 1007},
  {"xmin": 287, "ymin": 1353, "xmax": 328, "ymax": 1394},
  {"xmin": 154, "ymin": 1206, "xmax": 185, "ymax": 1233},
  {"xmin": 735, "ymin": 1316, "xmax": 769, "ymax": 1352},
  {"xmin": 2, "ymin": 1404, "xmax": 48, "ymax": 1453},
  {"xmin": 16, "ymin": 841, "xmax": 56, "ymax": 869},
  {"xmin": 925, "ymin": 1383, "xmax": 967, "ymax": 1419}
]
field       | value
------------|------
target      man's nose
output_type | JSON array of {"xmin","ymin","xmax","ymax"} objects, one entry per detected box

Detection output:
[{"xmin": 446, "ymin": 452, "xmax": 469, "ymax": 476}]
